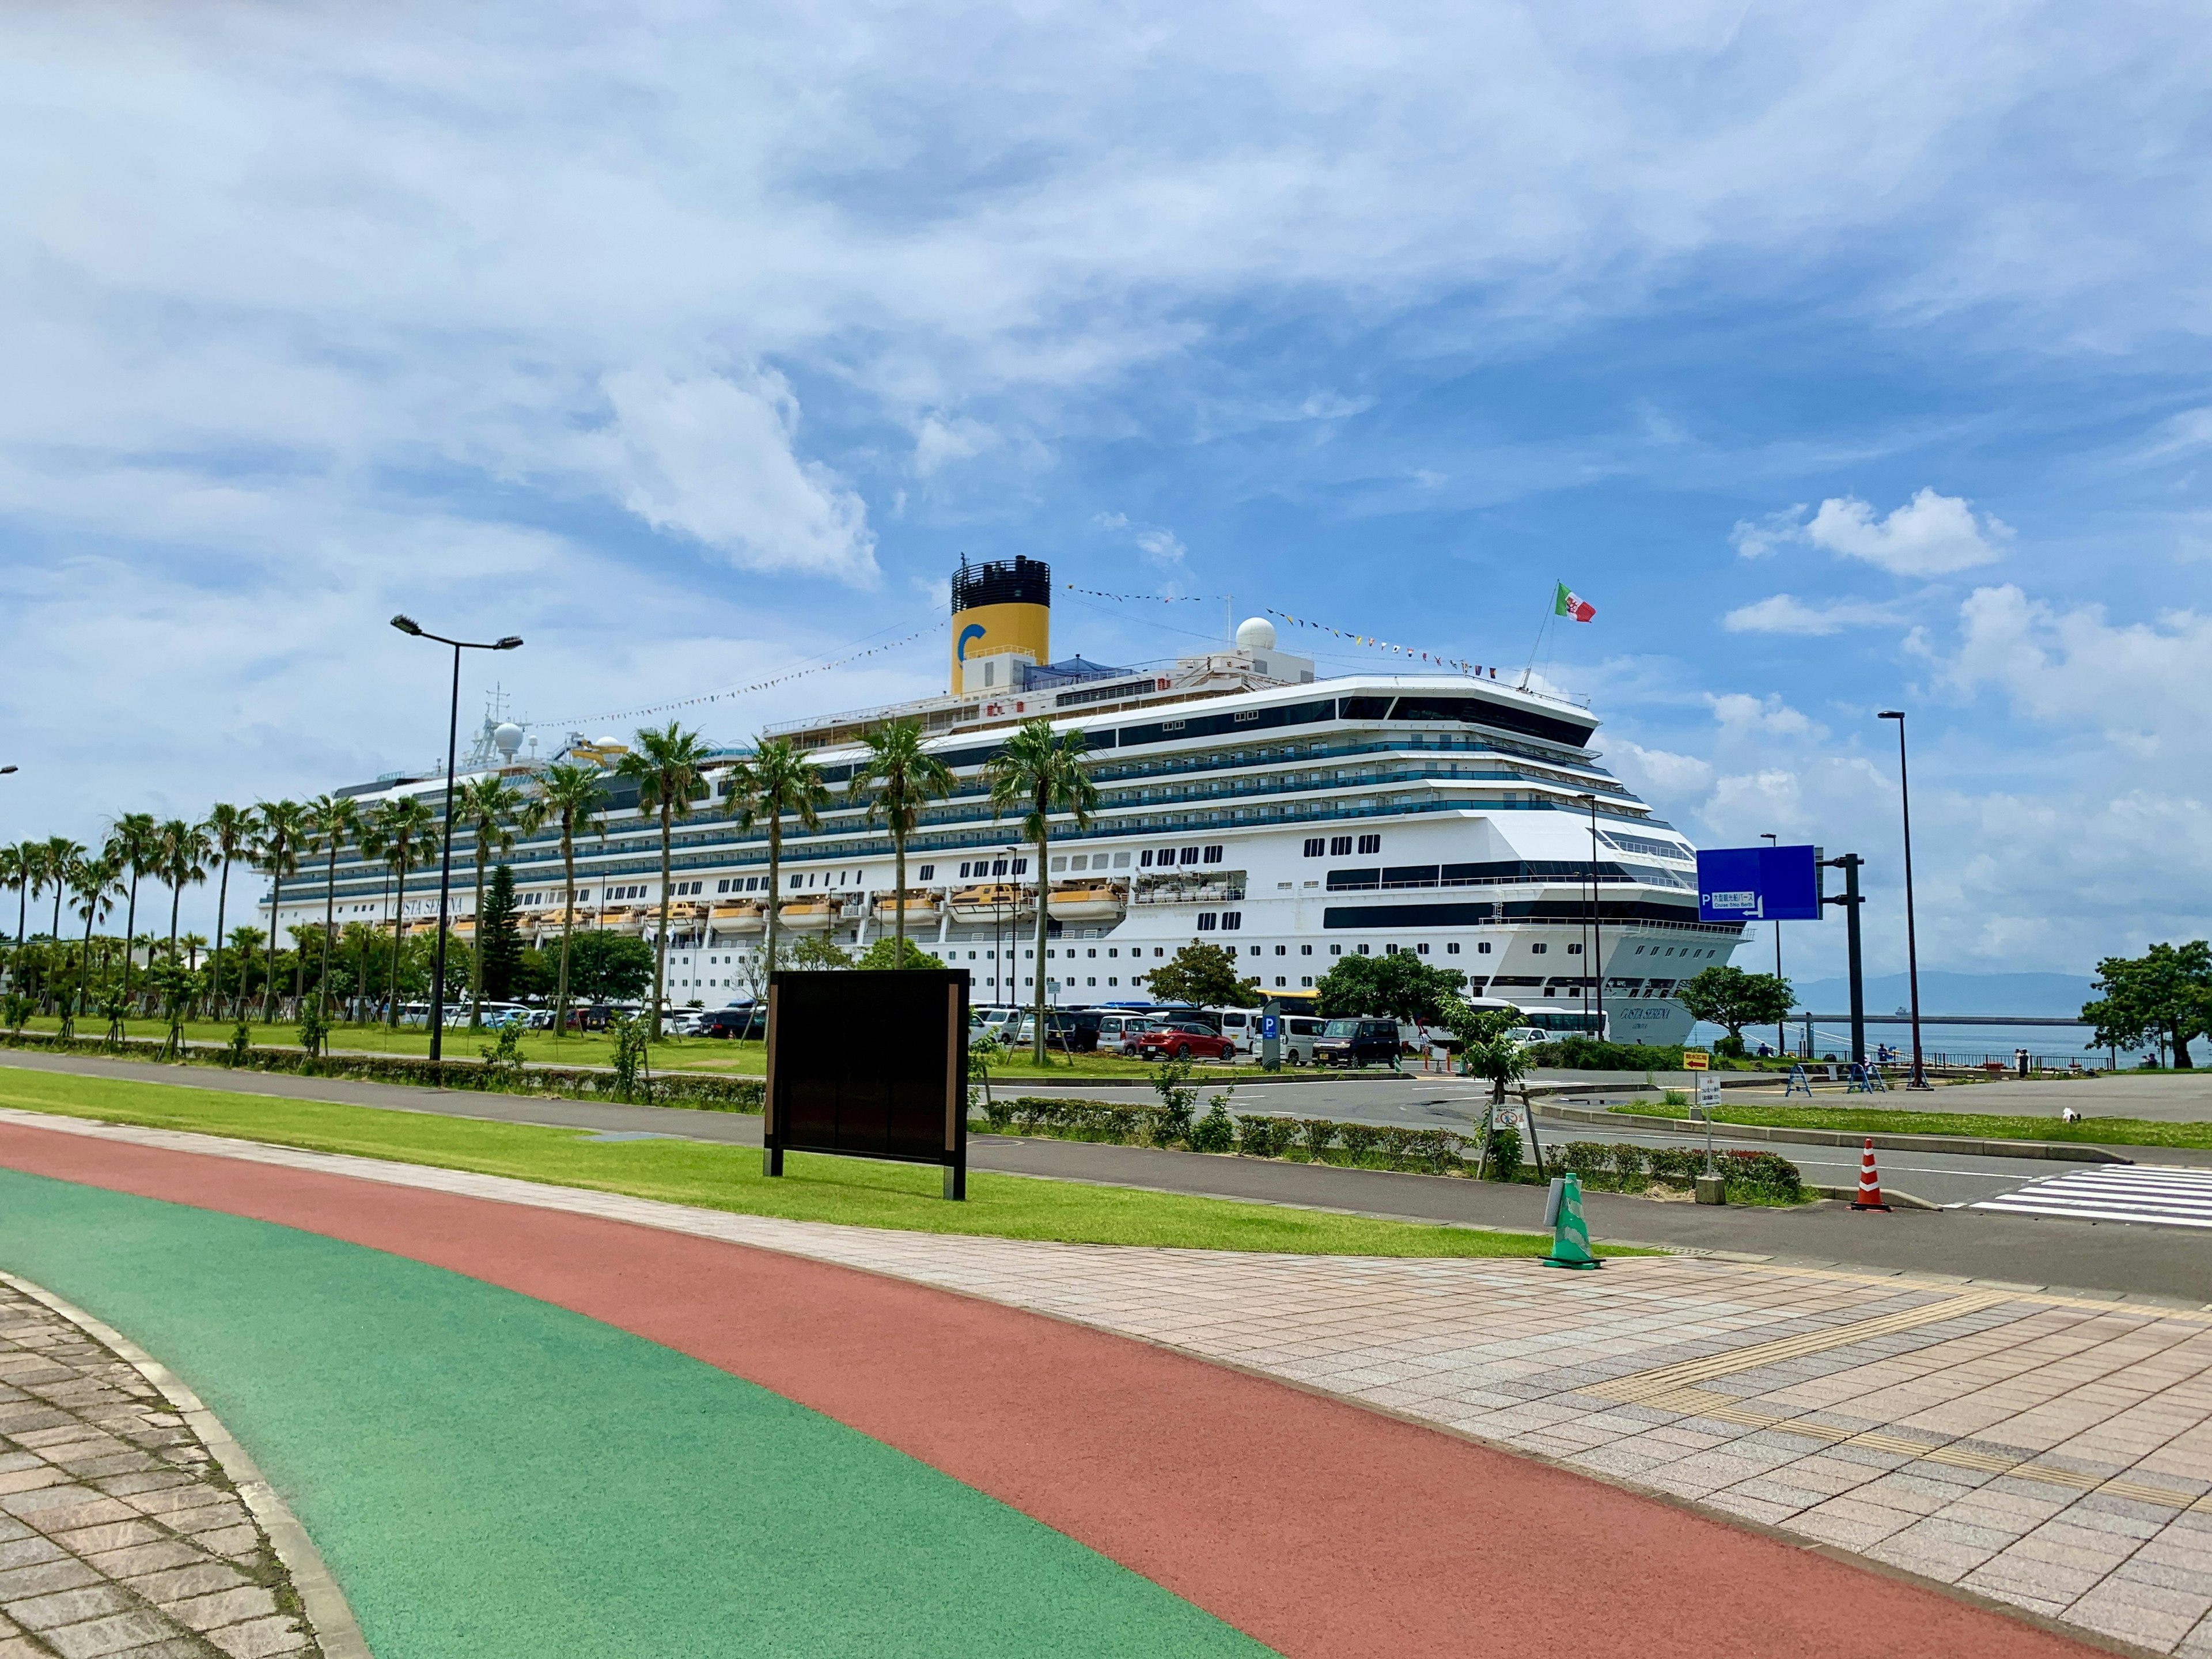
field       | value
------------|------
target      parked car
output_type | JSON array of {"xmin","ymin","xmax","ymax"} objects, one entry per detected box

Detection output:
[
  {"xmin": 1095, "ymin": 1013, "xmax": 1157, "ymax": 1055},
  {"xmin": 1135, "ymin": 1020, "xmax": 1238, "ymax": 1062},
  {"xmin": 971, "ymin": 1007, "xmax": 1024, "ymax": 1044},
  {"xmin": 1311, "ymin": 1017, "xmax": 1404, "ymax": 1069},
  {"xmin": 694, "ymin": 1005, "xmax": 766, "ymax": 1040},
  {"xmin": 1280, "ymin": 1014, "xmax": 1327, "ymax": 1065},
  {"xmin": 1009, "ymin": 1009, "xmax": 1103, "ymax": 1052}
]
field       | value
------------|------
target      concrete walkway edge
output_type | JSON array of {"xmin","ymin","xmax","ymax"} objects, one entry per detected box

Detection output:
[{"xmin": 1540, "ymin": 1100, "xmax": 2136, "ymax": 1163}]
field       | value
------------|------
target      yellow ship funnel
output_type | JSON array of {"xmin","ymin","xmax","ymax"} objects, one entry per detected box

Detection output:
[{"xmin": 950, "ymin": 555, "xmax": 1051, "ymax": 692}]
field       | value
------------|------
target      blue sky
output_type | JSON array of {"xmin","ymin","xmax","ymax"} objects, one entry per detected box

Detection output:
[{"xmin": 3, "ymin": 0, "xmax": 2210, "ymax": 983}]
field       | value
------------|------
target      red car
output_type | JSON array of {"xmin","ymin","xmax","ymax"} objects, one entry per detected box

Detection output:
[{"xmin": 1135, "ymin": 1021, "xmax": 1237, "ymax": 1062}]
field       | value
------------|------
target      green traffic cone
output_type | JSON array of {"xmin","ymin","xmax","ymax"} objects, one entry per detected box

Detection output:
[{"xmin": 1539, "ymin": 1172, "xmax": 1602, "ymax": 1271}]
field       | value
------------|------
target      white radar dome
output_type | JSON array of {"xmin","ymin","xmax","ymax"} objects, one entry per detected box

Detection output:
[
  {"xmin": 493, "ymin": 722, "xmax": 524, "ymax": 757},
  {"xmin": 596, "ymin": 734, "xmax": 622, "ymax": 749},
  {"xmin": 1235, "ymin": 616, "xmax": 1277, "ymax": 653}
]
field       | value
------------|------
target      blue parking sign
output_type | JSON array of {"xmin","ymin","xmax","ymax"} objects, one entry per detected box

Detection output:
[
  {"xmin": 1696, "ymin": 845, "xmax": 1823, "ymax": 922},
  {"xmin": 1260, "ymin": 1014, "xmax": 1279, "ymax": 1040}
]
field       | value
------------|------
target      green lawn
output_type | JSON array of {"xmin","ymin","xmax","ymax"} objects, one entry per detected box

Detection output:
[
  {"xmin": 17, "ymin": 1016, "xmax": 1260, "ymax": 1084},
  {"xmin": 1609, "ymin": 1100, "xmax": 2212, "ymax": 1150},
  {"xmin": 0, "ymin": 1068, "xmax": 1627, "ymax": 1257}
]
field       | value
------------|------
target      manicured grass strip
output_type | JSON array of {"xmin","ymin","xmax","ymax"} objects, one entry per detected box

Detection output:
[
  {"xmin": 0, "ymin": 1069, "xmax": 1624, "ymax": 1257},
  {"xmin": 18, "ymin": 1016, "xmax": 1253, "ymax": 1081},
  {"xmin": 1608, "ymin": 1101, "xmax": 2212, "ymax": 1150},
  {"xmin": 0, "ymin": 1172, "xmax": 1269, "ymax": 1659}
]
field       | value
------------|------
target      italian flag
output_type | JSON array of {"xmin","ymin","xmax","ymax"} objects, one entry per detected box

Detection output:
[{"xmin": 1553, "ymin": 582, "xmax": 1596, "ymax": 623}]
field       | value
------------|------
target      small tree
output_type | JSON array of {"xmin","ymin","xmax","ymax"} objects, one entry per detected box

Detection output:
[
  {"xmin": 2082, "ymin": 941, "xmax": 2211, "ymax": 1069},
  {"xmin": 1145, "ymin": 939, "xmax": 1261, "ymax": 1008},
  {"xmin": 1313, "ymin": 952, "xmax": 1468, "ymax": 1024},
  {"xmin": 1442, "ymin": 1002, "xmax": 1531, "ymax": 1105},
  {"xmin": 565, "ymin": 932, "xmax": 655, "ymax": 1003},
  {"xmin": 857, "ymin": 935, "xmax": 935, "ymax": 971},
  {"xmin": 1674, "ymin": 964, "xmax": 1794, "ymax": 1058},
  {"xmin": 788, "ymin": 935, "xmax": 854, "ymax": 971},
  {"xmin": 479, "ymin": 864, "xmax": 524, "ymax": 1001}
]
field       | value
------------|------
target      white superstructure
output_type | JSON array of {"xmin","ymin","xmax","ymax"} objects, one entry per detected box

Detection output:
[{"xmin": 268, "ymin": 572, "xmax": 1742, "ymax": 1042}]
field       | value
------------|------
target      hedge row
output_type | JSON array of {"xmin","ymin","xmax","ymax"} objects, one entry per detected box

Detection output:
[
  {"xmin": 971, "ymin": 1096, "xmax": 1807, "ymax": 1198},
  {"xmin": 1527, "ymin": 1037, "xmax": 1689, "ymax": 1071},
  {"xmin": 0, "ymin": 1031, "xmax": 764, "ymax": 1112},
  {"xmin": 1555, "ymin": 1139, "xmax": 1804, "ymax": 1200}
]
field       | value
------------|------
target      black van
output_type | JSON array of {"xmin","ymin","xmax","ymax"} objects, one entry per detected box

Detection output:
[
  {"xmin": 695, "ymin": 1005, "xmax": 766, "ymax": 1039},
  {"xmin": 1311, "ymin": 1017, "xmax": 1402, "ymax": 1069}
]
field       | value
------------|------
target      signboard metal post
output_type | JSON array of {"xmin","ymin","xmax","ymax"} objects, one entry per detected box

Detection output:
[
  {"xmin": 1259, "ymin": 999, "xmax": 1281, "ymax": 1072},
  {"xmin": 1820, "ymin": 854, "xmax": 1866, "ymax": 1068}
]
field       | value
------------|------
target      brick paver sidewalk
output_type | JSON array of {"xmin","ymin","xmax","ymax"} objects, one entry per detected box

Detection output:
[
  {"xmin": 0, "ymin": 1278, "xmax": 324, "ymax": 1659},
  {"xmin": 9, "ymin": 1105, "xmax": 2212, "ymax": 1656}
]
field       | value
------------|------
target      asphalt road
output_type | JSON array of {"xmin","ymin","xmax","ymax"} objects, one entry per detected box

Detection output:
[{"xmin": 1, "ymin": 1048, "xmax": 2206, "ymax": 1304}]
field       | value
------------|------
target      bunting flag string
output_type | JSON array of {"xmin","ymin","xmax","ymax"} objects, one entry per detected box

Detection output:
[
  {"xmin": 1061, "ymin": 583, "xmax": 1229, "ymax": 603},
  {"xmin": 532, "ymin": 622, "xmax": 936, "ymax": 731},
  {"xmin": 1262, "ymin": 608, "xmax": 1493, "ymax": 679}
]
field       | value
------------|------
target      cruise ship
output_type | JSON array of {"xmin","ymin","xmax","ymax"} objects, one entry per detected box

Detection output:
[{"xmin": 274, "ymin": 557, "xmax": 1744, "ymax": 1041}]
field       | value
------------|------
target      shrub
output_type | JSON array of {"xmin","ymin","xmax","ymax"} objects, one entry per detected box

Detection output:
[
  {"xmin": 1608, "ymin": 1143, "xmax": 1647, "ymax": 1179},
  {"xmin": 1560, "ymin": 1141, "xmax": 1611, "ymax": 1181},
  {"xmin": 1297, "ymin": 1118, "xmax": 1338, "ymax": 1161},
  {"xmin": 1485, "ymin": 1126, "xmax": 1521, "ymax": 1180},
  {"xmin": 1337, "ymin": 1123, "xmax": 1382, "ymax": 1164},
  {"xmin": 977, "ymin": 1093, "xmax": 1015, "ymax": 1132},
  {"xmin": 1530, "ymin": 1037, "xmax": 1687, "ymax": 1071},
  {"xmin": 1189, "ymin": 1101, "xmax": 1236, "ymax": 1153},
  {"xmin": 1725, "ymin": 1149, "xmax": 1804, "ymax": 1200},
  {"xmin": 1236, "ymin": 1115, "xmax": 1298, "ymax": 1158}
]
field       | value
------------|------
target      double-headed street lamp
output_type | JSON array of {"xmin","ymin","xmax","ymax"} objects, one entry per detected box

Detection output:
[
  {"xmin": 1877, "ymin": 710, "xmax": 1929, "ymax": 1090},
  {"xmin": 391, "ymin": 615, "xmax": 522, "ymax": 1063}
]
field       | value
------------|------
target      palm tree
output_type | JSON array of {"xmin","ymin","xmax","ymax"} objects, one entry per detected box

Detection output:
[
  {"xmin": 179, "ymin": 932, "xmax": 209, "ymax": 970},
  {"xmin": 249, "ymin": 800, "xmax": 309, "ymax": 1021},
  {"xmin": 0, "ymin": 844, "xmax": 28, "ymax": 991},
  {"xmin": 728, "ymin": 737, "xmax": 828, "ymax": 982},
  {"xmin": 154, "ymin": 819, "xmax": 212, "ymax": 971},
  {"xmin": 452, "ymin": 776, "xmax": 522, "ymax": 1029},
  {"xmin": 38, "ymin": 838, "xmax": 85, "ymax": 1010},
  {"xmin": 67, "ymin": 853, "xmax": 122, "ymax": 1028},
  {"xmin": 201, "ymin": 804, "xmax": 253, "ymax": 1019},
  {"xmin": 103, "ymin": 814, "xmax": 158, "ymax": 1009},
  {"xmin": 370, "ymin": 795, "xmax": 438, "ymax": 1027},
  {"xmin": 849, "ymin": 721, "xmax": 954, "ymax": 959},
  {"xmin": 614, "ymin": 722, "xmax": 714, "ymax": 1037},
  {"xmin": 984, "ymin": 717, "xmax": 1099, "ymax": 1063},
  {"xmin": 303, "ymin": 796, "xmax": 361, "ymax": 1021},
  {"xmin": 520, "ymin": 762, "xmax": 605, "ymax": 1039}
]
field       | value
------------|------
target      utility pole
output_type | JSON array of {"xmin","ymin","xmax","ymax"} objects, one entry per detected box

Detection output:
[
  {"xmin": 1762, "ymin": 831, "xmax": 1783, "ymax": 1059},
  {"xmin": 1821, "ymin": 854, "xmax": 1866, "ymax": 1070}
]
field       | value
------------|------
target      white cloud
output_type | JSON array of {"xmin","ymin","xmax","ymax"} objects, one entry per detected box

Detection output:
[
  {"xmin": 1298, "ymin": 392, "xmax": 1374, "ymax": 421},
  {"xmin": 1723, "ymin": 594, "xmax": 1899, "ymax": 634},
  {"xmin": 1937, "ymin": 584, "xmax": 2212, "ymax": 759},
  {"xmin": 912, "ymin": 414, "xmax": 995, "ymax": 476},
  {"xmin": 1134, "ymin": 527, "xmax": 1188, "ymax": 566},
  {"xmin": 1730, "ymin": 506, "xmax": 1808, "ymax": 559},
  {"xmin": 1611, "ymin": 742, "xmax": 1712, "ymax": 797},
  {"xmin": 1707, "ymin": 692, "xmax": 1821, "ymax": 740},
  {"xmin": 1804, "ymin": 488, "xmax": 2009, "ymax": 575},
  {"xmin": 586, "ymin": 368, "xmax": 877, "ymax": 583}
]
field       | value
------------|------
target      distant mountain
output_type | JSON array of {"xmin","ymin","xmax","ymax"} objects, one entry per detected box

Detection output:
[{"xmin": 1787, "ymin": 971, "xmax": 2093, "ymax": 1018}]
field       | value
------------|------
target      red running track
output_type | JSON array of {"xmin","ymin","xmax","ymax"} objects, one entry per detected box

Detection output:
[{"xmin": 0, "ymin": 1122, "xmax": 2098, "ymax": 1659}]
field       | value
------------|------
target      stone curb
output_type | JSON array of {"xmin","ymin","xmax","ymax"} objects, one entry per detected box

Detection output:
[
  {"xmin": 1533, "ymin": 1100, "xmax": 2134, "ymax": 1163},
  {"xmin": 0, "ymin": 1270, "xmax": 373, "ymax": 1659}
]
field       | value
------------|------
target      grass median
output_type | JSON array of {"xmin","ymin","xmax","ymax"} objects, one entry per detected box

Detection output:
[
  {"xmin": 1609, "ymin": 1100, "xmax": 2212, "ymax": 1150},
  {"xmin": 0, "ymin": 1067, "xmax": 1634, "ymax": 1257},
  {"xmin": 16, "ymin": 1017, "xmax": 1260, "ymax": 1084}
]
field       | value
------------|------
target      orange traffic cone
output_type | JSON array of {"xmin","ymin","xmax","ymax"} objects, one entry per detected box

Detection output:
[{"xmin": 1851, "ymin": 1138, "xmax": 1891, "ymax": 1212}]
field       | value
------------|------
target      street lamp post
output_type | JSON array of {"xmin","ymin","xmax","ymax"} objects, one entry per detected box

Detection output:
[
  {"xmin": 1578, "ymin": 793, "xmax": 1603, "ymax": 1043},
  {"xmin": 391, "ymin": 616, "xmax": 522, "ymax": 1063},
  {"xmin": 1762, "ymin": 831, "xmax": 1786, "ymax": 1058},
  {"xmin": 1877, "ymin": 711, "xmax": 1929, "ymax": 1090}
]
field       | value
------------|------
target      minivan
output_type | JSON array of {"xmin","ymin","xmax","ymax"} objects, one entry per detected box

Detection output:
[{"xmin": 1312, "ymin": 1017, "xmax": 1404, "ymax": 1069}]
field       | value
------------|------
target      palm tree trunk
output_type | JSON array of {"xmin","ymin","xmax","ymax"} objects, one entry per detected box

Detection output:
[
  {"xmin": 893, "ymin": 826, "xmax": 907, "ymax": 957},
  {"xmin": 167, "ymin": 882, "xmax": 182, "ymax": 968},
  {"xmin": 210, "ymin": 858, "xmax": 230, "ymax": 1020},
  {"xmin": 74, "ymin": 889, "xmax": 97, "ymax": 1025},
  {"xmin": 263, "ymin": 861, "xmax": 283, "ymax": 1021},
  {"xmin": 468, "ymin": 846, "xmax": 487, "ymax": 1031},
  {"xmin": 320, "ymin": 842, "xmax": 339, "ymax": 1018},
  {"xmin": 651, "ymin": 800, "xmax": 672, "ymax": 1037},
  {"xmin": 555, "ymin": 825, "xmax": 575, "ymax": 1039},
  {"xmin": 765, "ymin": 819, "xmax": 783, "ymax": 977},
  {"xmin": 1031, "ymin": 823, "xmax": 1050, "ymax": 1064},
  {"xmin": 120, "ymin": 876, "xmax": 139, "ymax": 1009},
  {"xmin": 385, "ymin": 844, "xmax": 407, "ymax": 1029}
]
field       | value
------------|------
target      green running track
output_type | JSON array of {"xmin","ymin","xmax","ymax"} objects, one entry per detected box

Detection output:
[{"xmin": 0, "ymin": 1168, "xmax": 1268, "ymax": 1658}]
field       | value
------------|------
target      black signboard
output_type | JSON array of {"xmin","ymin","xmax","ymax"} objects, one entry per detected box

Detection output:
[{"xmin": 762, "ymin": 969, "xmax": 969, "ymax": 1199}]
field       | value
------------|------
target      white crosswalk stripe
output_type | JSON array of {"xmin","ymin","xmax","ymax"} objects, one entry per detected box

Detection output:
[{"xmin": 1971, "ymin": 1163, "xmax": 2212, "ymax": 1229}]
